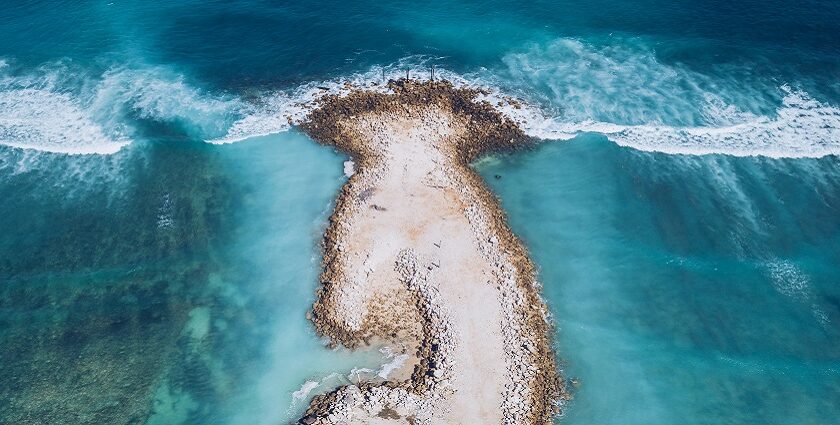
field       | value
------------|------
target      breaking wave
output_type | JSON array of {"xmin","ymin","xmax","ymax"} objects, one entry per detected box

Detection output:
[
  {"xmin": 477, "ymin": 38, "xmax": 840, "ymax": 158},
  {"xmin": 0, "ymin": 66, "xmax": 129, "ymax": 154},
  {"xmin": 0, "ymin": 62, "xmax": 241, "ymax": 155},
  {"xmin": 491, "ymin": 85, "xmax": 840, "ymax": 158},
  {"xmin": 212, "ymin": 42, "xmax": 840, "ymax": 158},
  {"xmin": 2, "ymin": 41, "xmax": 838, "ymax": 159}
]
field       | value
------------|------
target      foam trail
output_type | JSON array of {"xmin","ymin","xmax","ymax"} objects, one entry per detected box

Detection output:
[
  {"xmin": 490, "ymin": 87, "xmax": 840, "ymax": 158},
  {"xmin": 291, "ymin": 380, "xmax": 320, "ymax": 403},
  {"xmin": 6, "ymin": 46, "xmax": 834, "ymax": 159},
  {"xmin": 0, "ymin": 86, "xmax": 129, "ymax": 154},
  {"xmin": 208, "ymin": 56, "xmax": 460, "ymax": 144},
  {"xmin": 0, "ymin": 63, "xmax": 243, "ymax": 155},
  {"xmin": 376, "ymin": 347, "xmax": 409, "ymax": 379},
  {"xmin": 208, "ymin": 91, "xmax": 307, "ymax": 144},
  {"xmin": 209, "ymin": 46, "xmax": 840, "ymax": 158},
  {"xmin": 91, "ymin": 67, "xmax": 241, "ymax": 139},
  {"xmin": 469, "ymin": 38, "xmax": 840, "ymax": 158}
]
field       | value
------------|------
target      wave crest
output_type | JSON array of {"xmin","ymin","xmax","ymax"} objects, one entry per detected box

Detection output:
[
  {"xmin": 210, "ymin": 43, "xmax": 840, "ymax": 158},
  {"xmin": 3, "ymin": 44, "xmax": 838, "ymax": 159},
  {"xmin": 490, "ymin": 85, "xmax": 840, "ymax": 158},
  {"xmin": 0, "ymin": 63, "xmax": 242, "ymax": 155},
  {"xmin": 0, "ymin": 69, "xmax": 128, "ymax": 154},
  {"xmin": 474, "ymin": 39, "xmax": 840, "ymax": 158}
]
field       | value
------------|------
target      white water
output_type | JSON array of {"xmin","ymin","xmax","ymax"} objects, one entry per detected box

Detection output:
[
  {"xmin": 210, "ymin": 46, "xmax": 840, "ymax": 159},
  {"xmin": 765, "ymin": 259, "xmax": 830, "ymax": 328},
  {"xmin": 0, "ymin": 86, "xmax": 129, "ymax": 154},
  {"xmin": 473, "ymin": 38, "xmax": 840, "ymax": 158},
  {"xmin": 486, "ymin": 86, "xmax": 840, "ymax": 158},
  {"xmin": 0, "ymin": 63, "xmax": 239, "ymax": 155},
  {"xmin": 2, "ymin": 44, "xmax": 838, "ymax": 158}
]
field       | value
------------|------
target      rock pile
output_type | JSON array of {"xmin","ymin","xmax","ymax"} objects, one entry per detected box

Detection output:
[{"xmin": 297, "ymin": 79, "xmax": 569, "ymax": 424}]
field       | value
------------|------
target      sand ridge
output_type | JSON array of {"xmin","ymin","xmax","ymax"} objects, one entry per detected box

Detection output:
[{"xmin": 297, "ymin": 80, "xmax": 568, "ymax": 425}]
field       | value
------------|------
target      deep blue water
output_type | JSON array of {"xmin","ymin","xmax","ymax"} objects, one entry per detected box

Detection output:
[{"xmin": 1, "ymin": 1, "xmax": 839, "ymax": 424}]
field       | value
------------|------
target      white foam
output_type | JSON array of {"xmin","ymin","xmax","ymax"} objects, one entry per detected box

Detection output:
[
  {"xmin": 207, "ymin": 92, "xmax": 302, "ymax": 144},
  {"xmin": 0, "ymin": 63, "xmax": 243, "ymax": 155},
  {"xmin": 376, "ymin": 347, "xmax": 409, "ymax": 379},
  {"xmin": 347, "ymin": 367, "xmax": 377, "ymax": 383},
  {"xmin": 343, "ymin": 160, "xmax": 355, "ymax": 177},
  {"xmin": 5, "ymin": 46, "xmax": 837, "ymax": 159},
  {"xmin": 91, "ymin": 67, "xmax": 239, "ymax": 138},
  {"xmin": 207, "ymin": 65, "xmax": 399, "ymax": 144},
  {"xmin": 213, "ymin": 49, "xmax": 840, "ymax": 158},
  {"xmin": 462, "ymin": 39, "xmax": 840, "ymax": 158},
  {"xmin": 156, "ymin": 193, "xmax": 175, "ymax": 229},
  {"xmin": 291, "ymin": 380, "xmax": 320, "ymax": 402},
  {"xmin": 765, "ymin": 259, "xmax": 812, "ymax": 301},
  {"xmin": 551, "ymin": 88, "xmax": 840, "ymax": 158},
  {"xmin": 287, "ymin": 372, "xmax": 347, "ymax": 410},
  {"xmin": 0, "ymin": 86, "xmax": 129, "ymax": 154}
]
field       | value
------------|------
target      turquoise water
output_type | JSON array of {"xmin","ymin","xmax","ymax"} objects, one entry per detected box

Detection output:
[
  {"xmin": 0, "ymin": 134, "xmax": 386, "ymax": 423},
  {"xmin": 478, "ymin": 136, "xmax": 840, "ymax": 423},
  {"xmin": 1, "ymin": 1, "xmax": 839, "ymax": 424}
]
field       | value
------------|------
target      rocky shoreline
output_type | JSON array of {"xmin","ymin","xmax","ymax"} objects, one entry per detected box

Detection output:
[{"xmin": 296, "ymin": 79, "xmax": 569, "ymax": 424}]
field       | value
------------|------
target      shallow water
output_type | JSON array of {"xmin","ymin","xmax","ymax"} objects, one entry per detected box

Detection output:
[
  {"xmin": 479, "ymin": 136, "xmax": 840, "ymax": 423},
  {"xmin": 0, "ymin": 133, "xmax": 388, "ymax": 424},
  {"xmin": 1, "ymin": 0, "xmax": 839, "ymax": 423}
]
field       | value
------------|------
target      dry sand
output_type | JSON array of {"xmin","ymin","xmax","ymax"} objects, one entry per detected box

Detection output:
[{"xmin": 297, "ymin": 80, "xmax": 568, "ymax": 425}]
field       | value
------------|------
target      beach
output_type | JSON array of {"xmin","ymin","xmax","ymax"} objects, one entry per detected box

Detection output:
[{"xmin": 298, "ymin": 80, "xmax": 567, "ymax": 424}]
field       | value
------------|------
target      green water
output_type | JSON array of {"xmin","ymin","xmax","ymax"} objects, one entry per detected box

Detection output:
[{"xmin": 0, "ymin": 134, "xmax": 385, "ymax": 424}]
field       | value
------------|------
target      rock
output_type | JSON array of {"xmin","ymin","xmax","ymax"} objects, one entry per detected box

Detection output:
[{"xmin": 296, "ymin": 79, "xmax": 562, "ymax": 425}]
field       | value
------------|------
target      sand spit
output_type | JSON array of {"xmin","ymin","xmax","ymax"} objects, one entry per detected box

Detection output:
[{"xmin": 297, "ymin": 80, "xmax": 568, "ymax": 424}]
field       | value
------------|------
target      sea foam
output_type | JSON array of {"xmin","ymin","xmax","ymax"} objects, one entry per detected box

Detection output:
[
  {"xmin": 0, "ymin": 86, "xmax": 129, "ymax": 154},
  {"xmin": 4, "ymin": 46, "xmax": 838, "ymax": 159},
  {"xmin": 486, "ymin": 86, "xmax": 840, "ymax": 158},
  {"xmin": 209, "ymin": 47, "xmax": 840, "ymax": 158},
  {"xmin": 0, "ymin": 63, "xmax": 240, "ymax": 155},
  {"xmin": 470, "ymin": 39, "xmax": 840, "ymax": 158}
]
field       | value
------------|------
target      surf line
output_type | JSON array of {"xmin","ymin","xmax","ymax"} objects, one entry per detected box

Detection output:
[{"xmin": 298, "ymin": 79, "xmax": 569, "ymax": 424}]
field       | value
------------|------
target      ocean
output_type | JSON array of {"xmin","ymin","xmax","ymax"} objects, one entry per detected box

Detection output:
[{"xmin": 1, "ymin": 1, "xmax": 839, "ymax": 423}]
